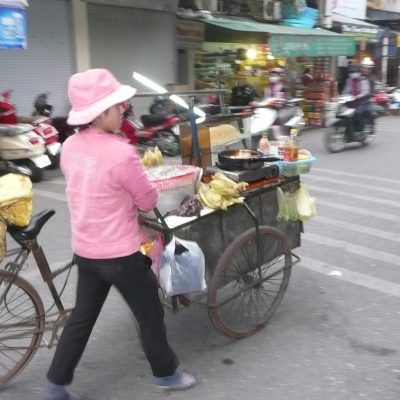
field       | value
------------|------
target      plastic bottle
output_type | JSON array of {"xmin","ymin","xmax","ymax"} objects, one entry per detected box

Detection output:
[
  {"xmin": 257, "ymin": 132, "xmax": 270, "ymax": 155},
  {"xmin": 284, "ymin": 128, "xmax": 299, "ymax": 161}
]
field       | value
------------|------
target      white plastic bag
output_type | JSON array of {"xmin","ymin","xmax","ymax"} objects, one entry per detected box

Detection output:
[
  {"xmin": 296, "ymin": 184, "xmax": 316, "ymax": 221},
  {"xmin": 159, "ymin": 236, "xmax": 207, "ymax": 297}
]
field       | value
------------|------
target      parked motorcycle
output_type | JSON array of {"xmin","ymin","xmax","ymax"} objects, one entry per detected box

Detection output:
[
  {"xmin": 0, "ymin": 123, "xmax": 51, "ymax": 182},
  {"xmin": 325, "ymin": 95, "xmax": 375, "ymax": 153},
  {"xmin": 31, "ymin": 116, "xmax": 61, "ymax": 169},
  {"xmin": 387, "ymin": 87, "xmax": 400, "ymax": 112},
  {"xmin": 0, "ymin": 159, "xmax": 32, "ymax": 177},
  {"xmin": 120, "ymin": 105, "xmax": 181, "ymax": 156},
  {"xmin": 33, "ymin": 93, "xmax": 75, "ymax": 143}
]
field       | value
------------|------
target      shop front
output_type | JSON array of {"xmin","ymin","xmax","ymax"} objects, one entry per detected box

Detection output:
[{"xmin": 192, "ymin": 16, "xmax": 356, "ymax": 126}]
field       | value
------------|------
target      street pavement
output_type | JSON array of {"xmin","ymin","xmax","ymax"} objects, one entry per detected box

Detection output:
[{"xmin": 2, "ymin": 115, "xmax": 400, "ymax": 400}]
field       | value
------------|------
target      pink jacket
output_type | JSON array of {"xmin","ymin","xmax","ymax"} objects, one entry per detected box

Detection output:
[{"xmin": 60, "ymin": 129, "xmax": 158, "ymax": 259}]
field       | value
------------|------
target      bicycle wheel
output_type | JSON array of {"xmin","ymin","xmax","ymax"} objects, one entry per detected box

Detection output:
[
  {"xmin": 208, "ymin": 226, "xmax": 292, "ymax": 339},
  {"xmin": 0, "ymin": 270, "xmax": 45, "ymax": 389}
]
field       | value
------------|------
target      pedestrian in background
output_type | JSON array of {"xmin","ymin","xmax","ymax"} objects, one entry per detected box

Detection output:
[
  {"xmin": 301, "ymin": 68, "xmax": 313, "ymax": 87},
  {"xmin": 41, "ymin": 68, "xmax": 196, "ymax": 400}
]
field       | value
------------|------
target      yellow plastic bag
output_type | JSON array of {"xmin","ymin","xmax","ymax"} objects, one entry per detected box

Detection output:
[
  {"xmin": 277, "ymin": 184, "xmax": 316, "ymax": 222},
  {"xmin": 0, "ymin": 173, "xmax": 33, "ymax": 227}
]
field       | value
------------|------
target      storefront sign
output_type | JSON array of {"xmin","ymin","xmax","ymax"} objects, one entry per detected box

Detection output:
[
  {"xmin": 332, "ymin": 0, "xmax": 366, "ymax": 20},
  {"xmin": 0, "ymin": 6, "xmax": 27, "ymax": 49},
  {"xmin": 177, "ymin": 19, "xmax": 204, "ymax": 49},
  {"xmin": 269, "ymin": 34, "xmax": 356, "ymax": 57},
  {"xmin": 341, "ymin": 24, "xmax": 380, "ymax": 42}
]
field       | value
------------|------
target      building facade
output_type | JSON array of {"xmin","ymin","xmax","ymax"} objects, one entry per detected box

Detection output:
[{"xmin": 1, "ymin": 0, "xmax": 178, "ymax": 115}]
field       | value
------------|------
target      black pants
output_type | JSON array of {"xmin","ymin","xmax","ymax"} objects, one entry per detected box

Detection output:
[{"xmin": 47, "ymin": 252, "xmax": 179, "ymax": 385}]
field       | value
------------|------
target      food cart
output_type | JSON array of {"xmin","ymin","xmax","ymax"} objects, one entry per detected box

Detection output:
[
  {"xmin": 140, "ymin": 169, "xmax": 311, "ymax": 339},
  {"xmin": 136, "ymin": 90, "xmax": 314, "ymax": 339}
]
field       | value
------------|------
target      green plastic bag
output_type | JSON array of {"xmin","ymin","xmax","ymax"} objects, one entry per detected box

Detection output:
[{"xmin": 277, "ymin": 184, "xmax": 316, "ymax": 222}]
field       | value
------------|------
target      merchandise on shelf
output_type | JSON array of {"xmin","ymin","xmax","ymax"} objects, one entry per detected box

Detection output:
[{"xmin": 302, "ymin": 72, "xmax": 338, "ymax": 126}]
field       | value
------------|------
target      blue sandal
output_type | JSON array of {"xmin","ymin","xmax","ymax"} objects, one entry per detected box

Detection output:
[{"xmin": 154, "ymin": 371, "xmax": 196, "ymax": 390}]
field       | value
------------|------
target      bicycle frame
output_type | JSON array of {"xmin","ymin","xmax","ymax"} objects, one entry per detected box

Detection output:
[{"xmin": 1, "ymin": 235, "xmax": 75, "ymax": 346}]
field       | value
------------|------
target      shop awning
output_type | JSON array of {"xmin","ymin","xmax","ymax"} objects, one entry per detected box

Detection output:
[
  {"xmin": 332, "ymin": 12, "xmax": 381, "ymax": 42},
  {"xmin": 204, "ymin": 16, "xmax": 356, "ymax": 57}
]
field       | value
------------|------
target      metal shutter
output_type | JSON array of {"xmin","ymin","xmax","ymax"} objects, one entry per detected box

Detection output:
[
  {"xmin": 88, "ymin": 4, "xmax": 176, "ymax": 115},
  {"xmin": 0, "ymin": 0, "xmax": 74, "ymax": 116}
]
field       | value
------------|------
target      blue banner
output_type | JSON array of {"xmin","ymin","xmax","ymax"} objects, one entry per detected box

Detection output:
[{"xmin": 0, "ymin": 6, "xmax": 27, "ymax": 49}]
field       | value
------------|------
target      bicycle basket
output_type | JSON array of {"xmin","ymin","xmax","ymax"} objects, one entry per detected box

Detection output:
[{"xmin": 276, "ymin": 157, "xmax": 316, "ymax": 177}]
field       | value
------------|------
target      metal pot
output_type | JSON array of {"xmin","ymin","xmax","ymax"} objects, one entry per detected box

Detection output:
[{"xmin": 217, "ymin": 149, "xmax": 281, "ymax": 171}]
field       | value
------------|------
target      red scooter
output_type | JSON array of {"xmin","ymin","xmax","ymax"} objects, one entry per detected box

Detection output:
[
  {"xmin": 120, "ymin": 105, "xmax": 181, "ymax": 156},
  {"xmin": 1, "ymin": 90, "xmax": 61, "ymax": 169}
]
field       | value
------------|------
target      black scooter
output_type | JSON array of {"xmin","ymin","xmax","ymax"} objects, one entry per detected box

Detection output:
[{"xmin": 325, "ymin": 95, "xmax": 375, "ymax": 153}]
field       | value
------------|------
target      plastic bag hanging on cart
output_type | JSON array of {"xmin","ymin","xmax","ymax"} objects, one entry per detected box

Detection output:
[
  {"xmin": 296, "ymin": 184, "xmax": 316, "ymax": 221},
  {"xmin": 159, "ymin": 236, "xmax": 206, "ymax": 297},
  {"xmin": 276, "ymin": 184, "xmax": 316, "ymax": 222}
]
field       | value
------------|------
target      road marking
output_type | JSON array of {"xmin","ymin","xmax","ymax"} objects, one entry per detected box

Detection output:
[
  {"xmin": 303, "ymin": 232, "xmax": 400, "ymax": 266},
  {"xmin": 34, "ymin": 189, "xmax": 67, "ymax": 202},
  {"xmin": 316, "ymin": 199, "xmax": 400, "ymax": 222},
  {"xmin": 307, "ymin": 184, "xmax": 400, "ymax": 208},
  {"xmin": 18, "ymin": 255, "xmax": 400, "ymax": 300},
  {"xmin": 313, "ymin": 215, "xmax": 400, "ymax": 244},
  {"xmin": 299, "ymin": 255, "xmax": 400, "ymax": 298},
  {"xmin": 304, "ymin": 174, "xmax": 400, "ymax": 195},
  {"xmin": 312, "ymin": 167, "xmax": 400, "ymax": 185}
]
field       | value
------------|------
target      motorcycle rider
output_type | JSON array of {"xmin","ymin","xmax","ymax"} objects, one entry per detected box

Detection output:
[
  {"xmin": 342, "ymin": 63, "xmax": 374, "ymax": 133},
  {"xmin": 360, "ymin": 58, "xmax": 376, "ymax": 94},
  {"xmin": 250, "ymin": 67, "xmax": 291, "ymax": 139}
]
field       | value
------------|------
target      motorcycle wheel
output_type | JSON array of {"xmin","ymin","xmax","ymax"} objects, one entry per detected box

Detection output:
[
  {"xmin": 157, "ymin": 132, "xmax": 180, "ymax": 157},
  {"xmin": 16, "ymin": 160, "xmax": 43, "ymax": 182},
  {"xmin": 383, "ymin": 104, "xmax": 390, "ymax": 115},
  {"xmin": 325, "ymin": 124, "xmax": 346, "ymax": 153},
  {"xmin": 361, "ymin": 122, "xmax": 375, "ymax": 147},
  {"xmin": 46, "ymin": 152, "xmax": 60, "ymax": 170}
]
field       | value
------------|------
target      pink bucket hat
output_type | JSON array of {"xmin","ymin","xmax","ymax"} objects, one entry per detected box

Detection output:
[{"xmin": 67, "ymin": 68, "xmax": 137, "ymax": 125}]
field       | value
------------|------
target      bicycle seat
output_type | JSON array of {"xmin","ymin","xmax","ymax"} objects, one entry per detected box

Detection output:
[{"xmin": 8, "ymin": 209, "xmax": 55, "ymax": 241}]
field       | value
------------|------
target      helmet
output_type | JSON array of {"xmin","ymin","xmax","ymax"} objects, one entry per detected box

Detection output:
[{"xmin": 361, "ymin": 58, "xmax": 375, "ymax": 68}]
